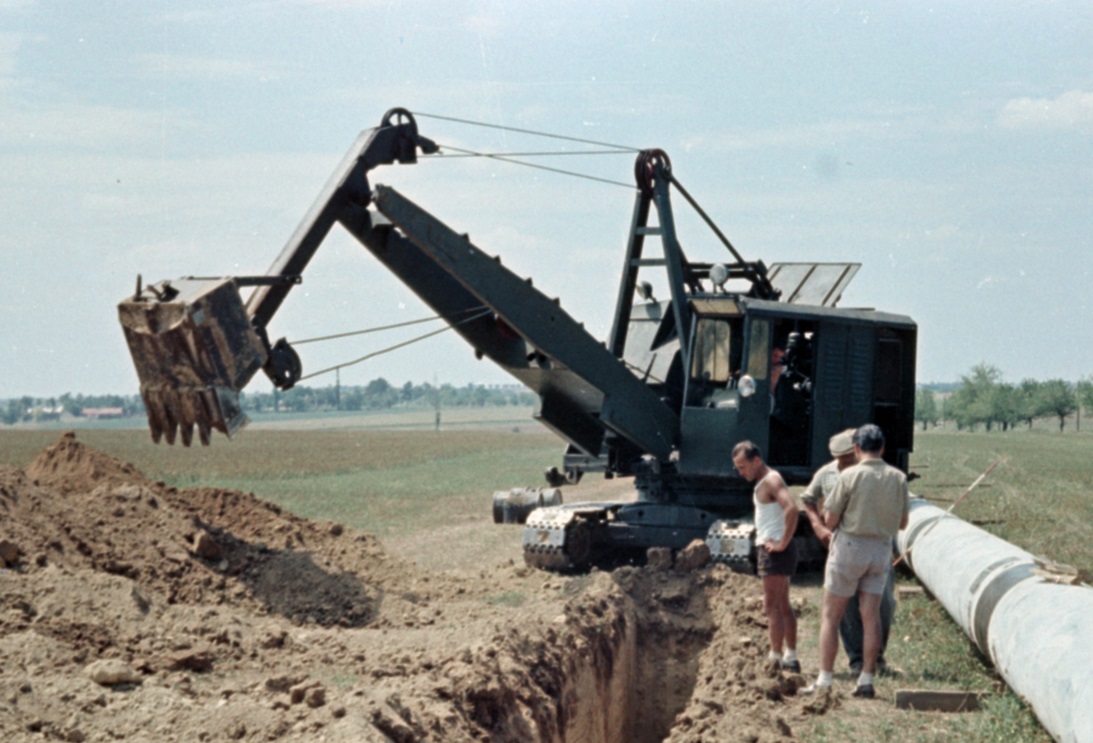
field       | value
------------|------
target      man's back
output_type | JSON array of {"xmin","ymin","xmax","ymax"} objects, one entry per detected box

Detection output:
[{"xmin": 827, "ymin": 459, "xmax": 908, "ymax": 538}]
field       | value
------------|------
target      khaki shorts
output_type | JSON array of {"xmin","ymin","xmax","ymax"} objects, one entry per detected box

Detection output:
[{"xmin": 824, "ymin": 531, "xmax": 891, "ymax": 597}]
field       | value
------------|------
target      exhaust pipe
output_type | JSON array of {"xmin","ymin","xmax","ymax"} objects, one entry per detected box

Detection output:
[{"xmin": 898, "ymin": 499, "xmax": 1093, "ymax": 742}]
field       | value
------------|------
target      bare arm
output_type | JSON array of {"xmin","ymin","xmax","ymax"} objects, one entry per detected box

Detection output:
[
  {"xmin": 803, "ymin": 501, "xmax": 833, "ymax": 547},
  {"xmin": 823, "ymin": 508, "xmax": 841, "ymax": 531}
]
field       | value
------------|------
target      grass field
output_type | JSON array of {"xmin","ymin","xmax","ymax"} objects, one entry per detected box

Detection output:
[{"xmin": 3, "ymin": 419, "xmax": 1089, "ymax": 741}]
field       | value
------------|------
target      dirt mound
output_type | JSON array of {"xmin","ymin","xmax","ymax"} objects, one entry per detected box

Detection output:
[
  {"xmin": 25, "ymin": 430, "xmax": 146, "ymax": 493},
  {"xmin": 0, "ymin": 433, "xmax": 825, "ymax": 742}
]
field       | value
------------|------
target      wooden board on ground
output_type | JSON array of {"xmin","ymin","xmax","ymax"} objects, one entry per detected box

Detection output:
[
  {"xmin": 896, "ymin": 585, "xmax": 924, "ymax": 599},
  {"xmin": 895, "ymin": 689, "xmax": 984, "ymax": 712}
]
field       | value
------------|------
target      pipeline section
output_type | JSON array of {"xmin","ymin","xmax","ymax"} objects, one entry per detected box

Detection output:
[{"xmin": 898, "ymin": 498, "xmax": 1093, "ymax": 743}]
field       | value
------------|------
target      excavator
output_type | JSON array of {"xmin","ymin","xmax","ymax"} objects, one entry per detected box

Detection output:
[{"xmin": 118, "ymin": 108, "xmax": 917, "ymax": 572}]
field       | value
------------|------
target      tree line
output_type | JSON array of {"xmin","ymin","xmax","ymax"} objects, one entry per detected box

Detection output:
[
  {"xmin": 916, "ymin": 363, "xmax": 1093, "ymax": 432},
  {"xmin": 7, "ymin": 366, "xmax": 1092, "ymax": 432},
  {"xmin": 0, "ymin": 379, "xmax": 537, "ymax": 425}
]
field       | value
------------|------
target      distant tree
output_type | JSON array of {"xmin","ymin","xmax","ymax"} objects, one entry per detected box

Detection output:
[
  {"xmin": 341, "ymin": 388, "xmax": 364, "ymax": 411},
  {"xmin": 1, "ymin": 399, "xmax": 20, "ymax": 425},
  {"xmin": 914, "ymin": 388, "xmax": 939, "ymax": 431},
  {"xmin": 363, "ymin": 377, "xmax": 398, "ymax": 409},
  {"xmin": 1017, "ymin": 379, "xmax": 1045, "ymax": 429},
  {"xmin": 948, "ymin": 363, "xmax": 1002, "ymax": 431},
  {"xmin": 1038, "ymin": 379, "xmax": 1077, "ymax": 432},
  {"xmin": 1078, "ymin": 376, "xmax": 1093, "ymax": 432},
  {"xmin": 280, "ymin": 387, "xmax": 309, "ymax": 412},
  {"xmin": 990, "ymin": 383, "xmax": 1022, "ymax": 432},
  {"xmin": 18, "ymin": 396, "xmax": 33, "ymax": 423},
  {"xmin": 59, "ymin": 392, "xmax": 82, "ymax": 417}
]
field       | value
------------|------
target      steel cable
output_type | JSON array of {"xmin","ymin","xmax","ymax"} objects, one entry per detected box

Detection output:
[
  {"xmin": 296, "ymin": 308, "xmax": 494, "ymax": 382},
  {"xmin": 289, "ymin": 306, "xmax": 489, "ymax": 346}
]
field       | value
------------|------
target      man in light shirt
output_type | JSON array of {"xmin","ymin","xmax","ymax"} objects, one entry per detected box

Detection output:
[
  {"xmin": 802, "ymin": 428, "xmax": 896, "ymax": 675},
  {"xmin": 802, "ymin": 424, "xmax": 909, "ymax": 700},
  {"xmin": 732, "ymin": 440, "xmax": 800, "ymax": 672}
]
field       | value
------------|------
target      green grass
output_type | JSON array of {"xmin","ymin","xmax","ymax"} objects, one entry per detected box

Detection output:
[
  {"xmin": 909, "ymin": 428, "xmax": 1093, "ymax": 571},
  {"xmin": 201, "ymin": 446, "xmax": 561, "ymax": 537}
]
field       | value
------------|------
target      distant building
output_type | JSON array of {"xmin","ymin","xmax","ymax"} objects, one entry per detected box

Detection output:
[
  {"xmin": 82, "ymin": 407, "xmax": 125, "ymax": 420},
  {"xmin": 31, "ymin": 405, "xmax": 64, "ymax": 422}
]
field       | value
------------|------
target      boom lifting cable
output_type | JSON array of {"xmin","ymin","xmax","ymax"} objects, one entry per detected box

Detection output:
[
  {"xmin": 427, "ymin": 149, "xmax": 632, "ymax": 158},
  {"xmin": 288, "ymin": 305, "xmax": 488, "ymax": 345},
  {"xmin": 412, "ymin": 111, "xmax": 641, "ymax": 153},
  {"xmin": 425, "ymin": 143, "xmax": 635, "ymax": 189},
  {"xmin": 297, "ymin": 308, "xmax": 495, "ymax": 383},
  {"xmin": 414, "ymin": 110, "xmax": 641, "ymax": 189},
  {"xmin": 415, "ymin": 110, "xmax": 749, "ymax": 259}
]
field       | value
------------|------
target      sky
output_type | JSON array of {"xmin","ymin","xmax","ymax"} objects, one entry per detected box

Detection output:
[{"xmin": 1, "ymin": 0, "xmax": 1091, "ymax": 399}]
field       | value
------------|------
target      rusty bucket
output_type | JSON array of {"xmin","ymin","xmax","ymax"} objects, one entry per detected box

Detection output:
[{"xmin": 118, "ymin": 278, "xmax": 267, "ymax": 445}]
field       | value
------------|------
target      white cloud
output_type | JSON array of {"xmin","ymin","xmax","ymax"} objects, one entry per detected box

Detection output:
[
  {"xmin": 0, "ymin": 31, "xmax": 20, "ymax": 77},
  {"xmin": 998, "ymin": 90, "xmax": 1093, "ymax": 134},
  {"xmin": 134, "ymin": 52, "xmax": 282, "ymax": 82},
  {"xmin": 0, "ymin": 99, "xmax": 203, "ymax": 150}
]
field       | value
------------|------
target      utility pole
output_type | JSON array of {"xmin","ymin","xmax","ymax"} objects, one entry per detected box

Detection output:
[
  {"xmin": 433, "ymin": 373, "xmax": 441, "ymax": 431},
  {"xmin": 335, "ymin": 368, "xmax": 341, "ymax": 411}
]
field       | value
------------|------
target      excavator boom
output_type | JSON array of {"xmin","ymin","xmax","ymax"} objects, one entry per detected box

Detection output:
[{"xmin": 118, "ymin": 108, "xmax": 437, "ymax": 445}]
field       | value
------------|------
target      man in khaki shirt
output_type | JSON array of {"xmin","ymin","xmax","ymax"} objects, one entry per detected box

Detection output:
[
  {"xmin": 802, "ymin": 428, "xmax": 897, "ymax": 674},
  {"xmin": 802, "ymin": 424, "xmax": 909, "ymax": 700}
]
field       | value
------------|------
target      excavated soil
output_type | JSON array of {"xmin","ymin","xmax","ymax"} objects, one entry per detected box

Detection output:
[{"xmin": 0, "ymin": 433, "xmax": 831, "ymax": 742}]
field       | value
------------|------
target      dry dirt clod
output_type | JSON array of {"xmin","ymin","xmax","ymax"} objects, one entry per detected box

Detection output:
[
  {"xmin": 85, "ymin": 659, "xmax": 141, "ymax": 686},
  {"xmin": 676, "ymin": 538, "xmax": 712, "ymax": 571},
  {"xmin": 0, "ymin": 539, "xmax": 21, "ymax": 565},
  {"xmin": 192, "ymin": 531, "xmax": 222, "ymax": 561},
  {"xmin": 647, "ymin": 546, "xmax": 674, "ymax": 570}
]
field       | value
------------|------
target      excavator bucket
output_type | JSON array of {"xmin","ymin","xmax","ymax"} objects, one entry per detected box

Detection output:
[{"xmin": 118, "ymin": 278, "xmax": 267, "ymax": 446}]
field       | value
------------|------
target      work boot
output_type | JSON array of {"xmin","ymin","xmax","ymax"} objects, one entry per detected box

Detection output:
[
  {"xmin": 851, "ymin": 683, "xmax": 875, "ymax": 699},
  {"xmin": 781, "ymin": 659, "xmax": 802, "ymax": 673}
]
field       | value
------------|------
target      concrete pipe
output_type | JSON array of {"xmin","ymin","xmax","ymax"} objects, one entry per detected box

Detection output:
[{"xmin": 898, "ymin": 498, "xmax": 1093, "ymax": 743}]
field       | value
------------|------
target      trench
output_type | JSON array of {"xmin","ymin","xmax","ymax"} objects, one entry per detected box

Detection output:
[
  {"xmin": 558, "ymin": 615, "xmax": 708, "ymax": 742},
  {"xmin": 546, "ymin": 571, "xmax": 718, "ymax": 743}
]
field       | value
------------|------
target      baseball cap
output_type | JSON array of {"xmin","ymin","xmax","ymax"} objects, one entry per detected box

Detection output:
[{"xmin": 828, "ymin": 428, "xmax": 856, "ymax": 457}]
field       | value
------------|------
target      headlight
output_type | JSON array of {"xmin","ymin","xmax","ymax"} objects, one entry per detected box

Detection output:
[{"xmin": 738, "ymin": 374, "xmax": 756, "ymax": 398}]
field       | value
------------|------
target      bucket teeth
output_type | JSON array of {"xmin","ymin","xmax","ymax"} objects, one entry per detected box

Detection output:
[{"xmin": 140, "ymin": 386, "xmax": 249, "ymax": 447}]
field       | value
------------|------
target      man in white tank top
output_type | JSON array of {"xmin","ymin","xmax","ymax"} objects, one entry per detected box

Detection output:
[{"xmin": 732, "ymin": 441, "xmax": 801, "ymax": 672}]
